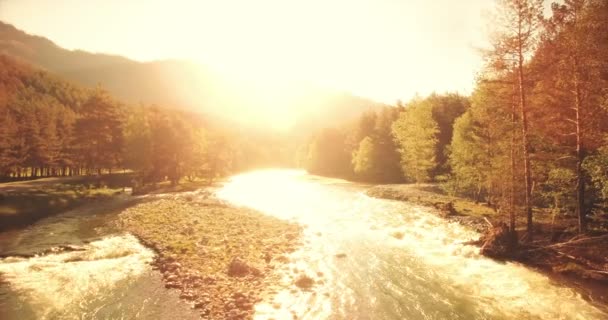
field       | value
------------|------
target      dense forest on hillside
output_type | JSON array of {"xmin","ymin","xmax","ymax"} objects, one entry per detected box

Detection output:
[
  {"xmin": 303, "ymin": 0, "xmax": 608, "ymax": 238},
  {"xmin": 0, "ymin": 55, "xmax": 293, "ymax": 185}
]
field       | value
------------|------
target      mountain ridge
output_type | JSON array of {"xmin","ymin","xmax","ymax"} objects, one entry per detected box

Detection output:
[{"xmin": 0, "ymin": 21, "xmax": 383, "ymax": 131}]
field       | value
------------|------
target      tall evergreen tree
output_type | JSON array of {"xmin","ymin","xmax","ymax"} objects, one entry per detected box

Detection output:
[
  {"xmin": 74, "ymin": 87, "xmax": 124, "ymax": 173},
  {"xmin": 537, "ymin": 0, "xmax": 608, "ymax": 232},
  {"xmin": 489, "ymin": 0, "xmax": 544, "ymax": 237}
]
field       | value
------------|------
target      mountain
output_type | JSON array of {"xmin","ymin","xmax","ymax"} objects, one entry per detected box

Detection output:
[{"xmin": 0, "ymin": 21, "xmax": 383, "ymax": 131}]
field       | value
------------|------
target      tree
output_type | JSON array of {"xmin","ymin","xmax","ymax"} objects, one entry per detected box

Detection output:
[
  {"xmin": 372, "ymin": 106, "xmax": 404, "ymax": 182},
  {"xmin": 427, "ymin": 93, "xmax": 470, "ymax": 174},
  {"xmin": 449, "ymin": 83, "xmax": 512, "ymax": 207},
  {"xmin": 583, "ymin": 142, "xmax": 608, "ymax": 204},
  {"xmin": 203, "ymin": 133, "xmax": 234, "ymax": 184},
  {"xmin": 537, "ymin": 0, "xmax": 608, "ymax": 232},
  {"xmin": 352, "ymin": 136, "xmax": 376, "ymax": 179},
  {"xmin": 124, "ymin": 105, "xmax": 153, "ymax": 179},
  {"xmin": 489, "ymin": 0, "xmax": 544, "ymax": 237},
  {"xmin": 392, "ymin": 101, "xmax": 439, "ymax": 183},
  {"xmin": 350, "ymin": 110, "xmax": 377, "ymax": 149},
  {"xmin": 305, "ymin": 128, "xmax": 351, "ymax": 177},
  {"xmin": 0, "ymin": 107, "xmax": 17, "ymax": 176},
  {"xmin": 74, "ymin": 87, "xmax": 124, "ymax": 174}
]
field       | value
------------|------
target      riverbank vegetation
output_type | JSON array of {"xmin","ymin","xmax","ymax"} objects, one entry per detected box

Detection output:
[
  {"xmin": 118, "ymin": 193, "xmax": 301, "ymax": 319},
  {"xmin": 0, "ymin": 174, "xmax": 131, "ymax": 231},
  {"xmin": 303, "ymin": 0, "xmax": 608, "ymax": 242},
  {"xmin": 368, "ymin": 184, "xmax": 608, "ymax": 283}
]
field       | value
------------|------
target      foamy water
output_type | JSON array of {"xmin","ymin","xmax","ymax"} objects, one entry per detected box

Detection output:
[
  {"xmin": 217, "ymin": 169, "xmax": 607, "ymax": 320},
  {"xmin": 0, "ymin": 235, "xmax": 153, "ymax": 319}
]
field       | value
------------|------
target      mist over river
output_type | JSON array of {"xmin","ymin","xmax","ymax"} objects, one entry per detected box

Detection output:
[{"xmin": 1, "ymin": 169, "xmax": 606, "ymax": 319}]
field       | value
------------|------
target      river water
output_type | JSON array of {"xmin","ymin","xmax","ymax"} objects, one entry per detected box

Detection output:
[
  {"xmin": 0, "ymin": 195, "xmax": 201, "ymax": 319},
  {"xmin": 0, "ymin": 169, "xmax": 606, "ymax": 319}
]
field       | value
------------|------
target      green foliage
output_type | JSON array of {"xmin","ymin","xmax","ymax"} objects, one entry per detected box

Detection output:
[
  {"xmin": 427, "ymin": 93, "xmax": 469, "ymax": 173},
  {"xmin": 583, "ymin": 144, "xmax": 608, "ymax": 202},
  {"xmin": 124, "ymin": 106, "xmax": 153, "ymax": 176},
  {"xmin": 448, "ymin": 83, "xmax": 512, "ymax": 204},
  {"xmin": 352, "ymin": 136, "xmax": 376, "ymax": 177},
  {"xmin": 372, "ymin": 107, "xmax": 406, "ymax": 182},
  {"xmin": 305, "ymin": 128, "xmax": 351, "ymax": 177},
  {"xmin": 392, "ymin": 101, "xmax": 439, "ymax": 183},
  {"xmin": 73, "ymin": 87, "xmax": 124, "ymax": 172},
  {"xmin": 123, "ymin": 106, "xmax": 234, "ymax": 185},
  {"xmin": 304, "ymin": 95, "xmax": 463, "ymax": 183},
  {"xmin": 539, "ymin": 167, "xmax": 577, "ymax": 214},
  {"xmin": 449, "ymin": 113, "xmax": 484, "ymax": 196},
  {"xmin": 0, "ymin": 54, "xmax": 234, "ymax": 185}
]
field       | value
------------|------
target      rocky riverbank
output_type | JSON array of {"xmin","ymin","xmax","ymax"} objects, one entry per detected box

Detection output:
[
  {"xmin": 118, "ymin": 190, "xmax": 301, "ymax": 319},
  {"xmin": 366, "ymin": 184, "xmax": 494, "ymax": 232},
  {"xmin": 367, "ymin": 184, "xmax": 608, "ymax": 292}
]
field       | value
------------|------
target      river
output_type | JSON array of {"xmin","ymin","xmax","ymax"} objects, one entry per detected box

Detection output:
[{"xmin": 1, "ymin": 169, "xmax": 607, "ymax": 319}]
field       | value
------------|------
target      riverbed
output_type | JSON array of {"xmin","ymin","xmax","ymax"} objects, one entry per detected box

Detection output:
[{"xmin": 0, "ymin": 169, "xmax": 606, "ymax": 319}]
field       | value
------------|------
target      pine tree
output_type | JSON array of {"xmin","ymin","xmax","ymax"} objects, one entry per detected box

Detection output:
[
  {"xmin": 489, "ymin": 0, "xmax": 544, "ymax": 237},
  {"xmin": 539, "ymin": 0, "xmax": 608, "ymax": 233},
  {"xmin": 74, "ymin": 87, "xmax": 124, "ymax": 173}
]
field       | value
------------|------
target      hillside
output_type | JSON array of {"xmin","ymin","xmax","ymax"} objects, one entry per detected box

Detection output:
[{"xmin": 0, "ymin": 21, "xmax": 382, "ymax": 131}]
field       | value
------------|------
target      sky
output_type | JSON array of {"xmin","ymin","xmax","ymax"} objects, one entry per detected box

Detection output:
[{"xmin": 0, "ymin": 0, "xmax": 492, "ymax": 104}]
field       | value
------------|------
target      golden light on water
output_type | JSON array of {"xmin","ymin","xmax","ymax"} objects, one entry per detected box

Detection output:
[{"xmin": 217, "ymin": 170, "xmax": 607, "ymax": 319}]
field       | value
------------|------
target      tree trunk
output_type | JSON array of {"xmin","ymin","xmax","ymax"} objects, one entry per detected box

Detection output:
[
  {"xmin": 574, "ymin": 58, "xmax": 586, "ymax": 233},
  {"xmin": 510, "ymin": 82, "xmax": 517, "ymax": 234},
  {"xmin": 518, "ymin": 40, "xmax": 534, "ymax": 240}
]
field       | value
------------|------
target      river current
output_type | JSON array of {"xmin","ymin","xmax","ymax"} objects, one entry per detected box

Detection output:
[{"xmin": 1, "ymin": 169, "xmax": 606, "ymax": 319}]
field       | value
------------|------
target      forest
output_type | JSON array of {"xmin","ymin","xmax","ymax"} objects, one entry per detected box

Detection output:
[
  {"xmin": 1, "ymin": 0, "xmax": 607, "ymax": 240},
  {"xmin": 302, "ymin": 0, "xmax": 608, "ymax": 238},
  {"xmin": 0, "ymin": 54, "xmax": 295, "ymax": 188}
]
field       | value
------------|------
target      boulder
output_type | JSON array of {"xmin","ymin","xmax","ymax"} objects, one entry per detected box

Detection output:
[
  {"xmin": 480, "ymin": 222, "xmax": 516, "ymax": 259},
  {"xmin": 227, "ymin": 257, "xmax": 251, "ymax": 277},
  {"xmin": 294, "ymin": 275, "xmax": 314, "ymax": 289},
  {"xmin": 436, "ymin": 202, "xmax": 457, "ymax": 217}
]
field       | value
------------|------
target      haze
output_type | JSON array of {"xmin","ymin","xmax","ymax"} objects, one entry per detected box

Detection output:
[{"xmin": 0, "ymin": 0, "xmax": 489, "ymax": 105}]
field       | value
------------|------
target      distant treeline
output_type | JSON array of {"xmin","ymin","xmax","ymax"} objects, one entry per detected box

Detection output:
[
  {"xmin": 0, "ymin": 55, "xmax": 291, "ymax": 184},
  {"xmin": 300, "ymin": 93, "xmax": 469, "ymax": 184},
  {"xmin": 302, "ymin": 0, "xmax": 608, "ymax": 237}
]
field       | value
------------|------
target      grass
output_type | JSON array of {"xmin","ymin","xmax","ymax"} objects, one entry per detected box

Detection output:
[
  {"xmin": 132, "ymin": 178, "xmax": 214, "ymax": 195},
  {"xmin": 0, "ymin": 173, "xmax": 133, "ymax": 230},
  {"xmin": 366, "ymin": 183, "xmax": 605, "ymax": 233},
  {"xmin": 0, "ymin": 173, "xmax": 223, "ymax": 231},
  {"xmin": 367, "ymin": 183, "xmax": 496, "ymax": 217}
]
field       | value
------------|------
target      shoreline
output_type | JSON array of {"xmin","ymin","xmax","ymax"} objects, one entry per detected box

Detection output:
[
  {"xmin": 117, "ymin": 189, "xmax": 302, "ymax": 320},
  {"xmin": 0, "ymin": 174, "xmax": 215, "ymax": 232},
  {"xmin": 366, "ymin": 184, "xmax": 608, "ymax": 308}
]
